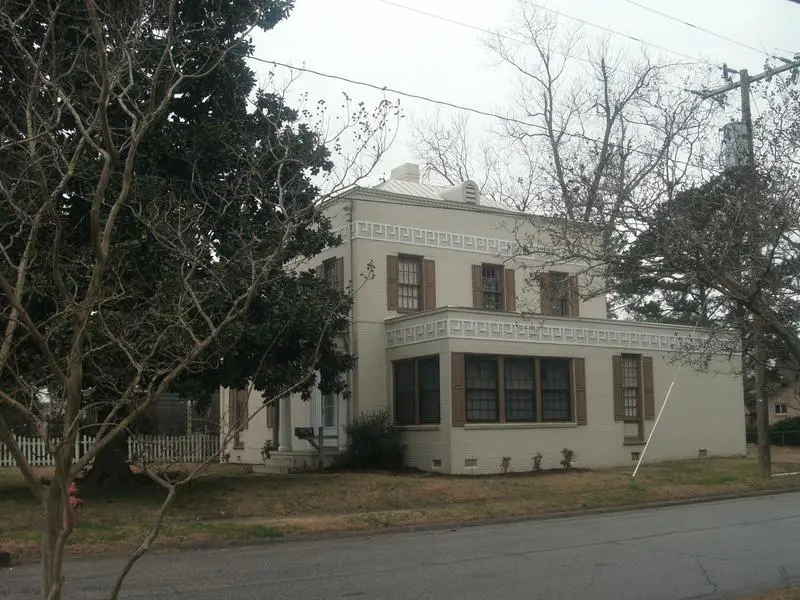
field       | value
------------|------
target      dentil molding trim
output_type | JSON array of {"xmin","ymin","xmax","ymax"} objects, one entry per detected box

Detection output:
[{"xmin": 385, "ymin": 316, "xmax": 725, "ymax": 354}]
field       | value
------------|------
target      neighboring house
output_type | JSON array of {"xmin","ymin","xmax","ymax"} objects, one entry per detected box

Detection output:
[
  {"xmin": 220, "ymin": 163, "xmax": 745, "ymax": 474},
  {"xmin": 768, "ymin": 385, "xmax": 800, "ymax": 426}
]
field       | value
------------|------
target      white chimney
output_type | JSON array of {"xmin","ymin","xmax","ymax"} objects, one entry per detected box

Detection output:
[{"xmin": 390, "ymin": 163, "xmax": 420, "ymax": 183}]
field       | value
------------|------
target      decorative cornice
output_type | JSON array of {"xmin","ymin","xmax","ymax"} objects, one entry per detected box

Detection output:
[
  {"xmin": 333, "ymin": 220, "xmax": 551, "ymax": 259},
  {"xmin": 385, "ymin": 315, "xmax": 732, "ymax": 354}
]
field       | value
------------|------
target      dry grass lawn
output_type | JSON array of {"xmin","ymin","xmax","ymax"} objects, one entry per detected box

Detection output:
[
  {"xmin": 741, "ymin": 588, "xmax": 800, "ymax": 600},
  {"xmin": 3, "ymin": 445, "xmax": 800, "ymax": 560}
]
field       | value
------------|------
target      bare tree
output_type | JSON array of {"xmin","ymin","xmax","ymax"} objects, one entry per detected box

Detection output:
[{"xmin": 0, "ymin": 2, "xmax": 397, "ymax": 599}]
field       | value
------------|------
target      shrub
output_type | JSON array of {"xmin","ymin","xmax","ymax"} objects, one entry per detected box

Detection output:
[
  {"xmin": 338, "ymin": 409, "xmax": 406, "ymax": 471},
  {"xmin": 532, "ymin": 452, "xmax": 543, "ymax": 472},
  {"xmin": 561, "ymin": 448, "xmax": 575, "ymax": 471}
]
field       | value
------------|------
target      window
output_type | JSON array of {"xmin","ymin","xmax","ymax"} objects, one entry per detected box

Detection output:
[
  {"xmin": 482, "ymin": 265, "xmax": 503, "ymax": 311},
  {"xmin": 323, "ymin": 258, "xmax": 337, "ymax": 284},
  {"xmin": 775, "ymin": 403, "xmax": 788, "ymax": 414},
  {"xmin": 541, "ymin": 359, "xmax": 572, "ymax": 421},
  {"xmin": 318, "ymin": 257, "xmax": 343, "ymax": 292},
  {"xmin": 621, "ymin": 355, "xmax": 640, "ymax": 419},
  {"xmin": 504, "ymin": 358, "xmax": 536, "ymax": 421},
  {"xmin": 322, "ymin": 392, "xmax": 336, "ymax": 428},
  {"xmin": 387, "ymin": 255, "xmax": 435, "ymax": 313},
  {"xmin": 394, "ymin": 356, "xmax": 440, "ymax": 425},
  {"xmin": 549, "ymin": 272, "xmax": 570, "ymax": 316},
  {"xmin": 462, "ymin": 355, "xmax": 577, "ymax": 424},
  {"xmin": 398, "ymin": 256, "xmax": 422, "ymax": 311},
  {"xmin": 466, "ymin": 357, "xmax": 499, "ymax": 421}
]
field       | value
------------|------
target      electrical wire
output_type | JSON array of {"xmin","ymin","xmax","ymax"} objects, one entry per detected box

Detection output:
[
  {"xmin": 249, "ymin": 55, "xmax": 715, "ymax": 172},
  {"xmin": 622, "ymin": 0, "xmax": 771, "ymax": 58},
  {"xmin": 519, "ymin": 0, "xmax": 716, "ymax": 66}
]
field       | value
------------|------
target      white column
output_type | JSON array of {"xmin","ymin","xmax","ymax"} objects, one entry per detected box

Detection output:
[{"xmin": 278, "ymin": 395, "xmax": 292, "ymax": 452}]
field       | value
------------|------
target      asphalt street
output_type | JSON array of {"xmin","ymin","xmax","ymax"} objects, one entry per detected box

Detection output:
[{"xmin": 3, "ymin": 492, "xmax": 800, "ymax": 600}]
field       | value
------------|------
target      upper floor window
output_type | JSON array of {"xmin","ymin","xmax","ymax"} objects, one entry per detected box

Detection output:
[
  {"xmin": 775, "ymin": 403, "xmax": 788, "ymax": 414},
  {"xmin": 387, "ymin": 255, "xmax": 435, "ymax": 313},
  {"xmin": 471, "ymin": 264, "xmax": 516, "ymax": 312},
  {"xmin": 398, "ymin": 256, "xmax": 422, "ymax": 311},
  {"xmin": 316, "ymin": 257, "xmax": 344, "ymax": 292},
  {"xmin": 540, "ymin": 271, "xmax": 579, "ymax": 317}
]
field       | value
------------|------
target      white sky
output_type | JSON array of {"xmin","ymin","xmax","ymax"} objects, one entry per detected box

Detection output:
[{"xmin": 251, "ymin": 0, "xmax": 799, "ymax": 185}]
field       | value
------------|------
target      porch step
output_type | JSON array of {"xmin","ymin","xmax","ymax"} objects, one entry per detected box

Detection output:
[{"xmin": 251, "ymin": 450, "xmax": 341, "ymax": 475}]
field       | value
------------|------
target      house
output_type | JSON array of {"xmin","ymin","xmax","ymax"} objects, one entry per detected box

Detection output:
[{"xmin": 220, "ymin": 163, "xmax": 745, "ymax": 474}]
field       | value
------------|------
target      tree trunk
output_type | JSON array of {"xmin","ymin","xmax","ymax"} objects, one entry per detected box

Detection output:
[
  {"xmin": 755, "ymin": 324, "xmax": 771, "ymax": 479},
  {"xmin": 41, "ymin": 488, "xmax": 65, "ymax": 600},
  {"xmin": 80, "ymin": 432, "xmax": 133, "ymax": 486}
]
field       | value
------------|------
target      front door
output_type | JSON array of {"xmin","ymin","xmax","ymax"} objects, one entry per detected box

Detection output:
[{"xmin": 321, "ymin": 391, "xmax": 338, "ymax": 447}]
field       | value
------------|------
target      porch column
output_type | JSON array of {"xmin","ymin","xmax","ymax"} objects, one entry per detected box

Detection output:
[{"xmin": 278, "ymin": 395, "xmax": 292, "ymax": 452}]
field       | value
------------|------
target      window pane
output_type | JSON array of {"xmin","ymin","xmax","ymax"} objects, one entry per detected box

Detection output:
[
  {"xmin": 550, "ymin": 273, "xmax": 569, "ymax": 316},
  {"xmin": 466, "ymin": 357, "xmax": 498, "ymax": 421},
  {"xmin": 394, "ymin": 361, "xmax": 416, "ymax": 425},
  {"xmin": 482, "ymin": 266, "xmax": 503, "ymax": 311},
  {"xmin": 418, "ymin": 357, "xmax": 440, "ymax": 424},
  {"xmin": 398, "ymin": 258, "xmax": 421, "ymax": 311},
  {"xmin": 541, "ymin": 359, "xmax": 571, "ymax": 421},
  {"xmin": 505, "ymin": 358, "xmax": 536, "ymax": 421},
  {"xmin": 322, "ymin": 392, "xmax": 336, "ymax": 428},
  {"xmin": 622, "ymin": 356, "xmax": 639, "ymax": 418}
]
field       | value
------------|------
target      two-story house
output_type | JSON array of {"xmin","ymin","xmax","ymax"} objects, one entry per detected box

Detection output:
[{"xmin": 220, "ymin": 163, "xmax": 745, "ymax": 474}]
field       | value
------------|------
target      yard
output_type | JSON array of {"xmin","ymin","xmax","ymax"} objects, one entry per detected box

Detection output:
[{"xmin": 3, "ymin": 445, "xmax": 800, "ymax": 560}]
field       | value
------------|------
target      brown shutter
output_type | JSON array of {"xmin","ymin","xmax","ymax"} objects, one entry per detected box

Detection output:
[
  {"xmin": 266, "ymin": 400, "xmax": 275, "ymax": 427},
  {"xmin": 315, "ymin": 264, "xmax": 324, "ymax": 279},
  {"xmin": 612, "ymin": 355, "xmax": 624, "ymax": 421},
  {"xmin": 568, "ymin": 275, "xmax": 580, "ymax": 317},
  {"xmin": 642, "ymin": 356, "xmax": 655, "ymax": 420},
  {"xmin": 335, "ymin": 256, "xmax": 345, "ymax": 292},
  {"xmin": 504, "ymin": 268, "xmax": 516, "ymax": 312},
  {"xmin": 471, "ymin": 265, "xmax": 483, "ymax": 309},
  {"xmin": 451, "ymin": 353, "xmax": 466, "ymax": 427},
  {"xmin": 424, "ymin": 259, "xmax": 436, "ymax": 310},
  {"xmin": 574, "ymin": 358, "xmax": 587, "ymax": 425},
  {"xmin": 539, "ymin": 271, "xmax": 552, "ymax": 314},
  {"xmin": 387, "ymin": 255, "xmax": 399, "ymax": 311}
]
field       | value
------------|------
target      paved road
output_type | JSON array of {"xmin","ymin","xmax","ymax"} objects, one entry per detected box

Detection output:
[{"xmin": 3, "ymin": 492, "xmax": 800, "ymax": 600}]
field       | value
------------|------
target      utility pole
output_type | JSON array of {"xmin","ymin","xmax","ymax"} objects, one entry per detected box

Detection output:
[{"xmin": 692, "ymin": 57, "xmax": 800, "ymax": 479}]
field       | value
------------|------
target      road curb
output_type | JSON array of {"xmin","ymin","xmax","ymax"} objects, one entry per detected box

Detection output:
[{"xmin": 8, "ymin": 485, "xmax": 800, "ymax": 567}]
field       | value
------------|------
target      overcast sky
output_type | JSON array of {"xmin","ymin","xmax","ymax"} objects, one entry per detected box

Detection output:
[{"xmin": 250, "ymin": 0, "xmax": 799, "ymax": 185}]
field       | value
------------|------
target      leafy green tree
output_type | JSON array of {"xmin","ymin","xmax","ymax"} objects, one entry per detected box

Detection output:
[{"xmin": 0, "ymin": 1, "xmax": 395, "ymax": 597}]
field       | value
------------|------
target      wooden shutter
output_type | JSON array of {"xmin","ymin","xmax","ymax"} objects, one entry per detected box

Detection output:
[
  {"xmin": 471, "ymin": 265, "xmax": 484, "ymax": 309},
  {"xmin": 642, "ymin": 356, "xmax": 655, "ymax": 420},
  {"xmin": 238, "ymin": 389, "xmax": 249, "ymax": 430},
  {"xmin": 451, "ymin": 353, "xmax": 466, "ymax": 427},
  {"xmin": 266, "ymin": 400, "xmax": 275, "ymax": 427},
  {"xmin": 335, "ymin": 256, "xmax": 345, "ymax": 292},
  {"xmin": 568, "ymin": 275, "xmax": 580, "ymax": 317},
  {"xmin": 612, "ymin": 355, "xmax": 624, "ymax": 421},
  {"xmin": 387, "ymin": 255, "xmax": 399, "ymax": 310},
  {"xmin": 574, "ymin": 358, "xmax": 587, "ymax": 425},
  {"xmin": 504, "ymin": 268, "xmax": 516, "ymax": 312},
  {"xmin": 315, "ymin": 264, "xmax": 324, "ymax": 279},
  {"xmin": 539, "ymin": 272, "xmax": 552, "ymax": 314},
  {"xmin": 424, "ymin": 259, "xmax": 436, "ymax": 310}
]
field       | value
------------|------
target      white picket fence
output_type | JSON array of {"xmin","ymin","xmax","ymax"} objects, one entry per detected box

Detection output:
[{"xmin": 0, "ymin": 433, "xmax": 219, "ymax": 468}]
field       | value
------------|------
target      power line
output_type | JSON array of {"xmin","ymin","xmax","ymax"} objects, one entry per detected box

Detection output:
[
  {"xmin": 621, "ymin": 0, "xmax": 771, "ymax": 58},
  {"xmin": 374, "ymin": 0, "xmax": 704, "ymax": 94},
  {"xmin": 519, "ymin": 0, "xmax": 716, "ymax": 66},
  {"xmin": 249, "ymin": 55, "xmax": 714, "ymax": 172}
]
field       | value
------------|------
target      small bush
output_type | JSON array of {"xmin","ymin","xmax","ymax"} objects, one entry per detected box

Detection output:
[
  {"xmin": 561, "ymin": 448, "xmax": 575, "ymax": 471},
  {"xmin": 500, "ymin": 456, "xmax": 511, "ymax": 474},
  {"xmin": 532, "ymin": 452, "xmax": 543, "ymax": 472},
  {"xmin": 338, "ymin": 409, "xmax": 406, "ymax": 471}
]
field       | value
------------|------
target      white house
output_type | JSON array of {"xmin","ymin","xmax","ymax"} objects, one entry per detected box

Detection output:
[{"xmin": 220, "ymin": 163, "xmax": 745, "ymax": 474}]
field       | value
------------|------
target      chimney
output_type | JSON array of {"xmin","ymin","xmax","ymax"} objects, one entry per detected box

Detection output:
[{"xmin": 390, "ymin": 163, "xmax": 420, "ymax": 183}]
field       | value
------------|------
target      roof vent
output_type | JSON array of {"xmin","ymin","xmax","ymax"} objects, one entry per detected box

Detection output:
[
  {"xmin": 389, "ymin": 163, "xmax": 420, "ymax": 183},
  {"xmin": 439, "ymin": 180, "xmax": 480, "ymax": 205}
]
